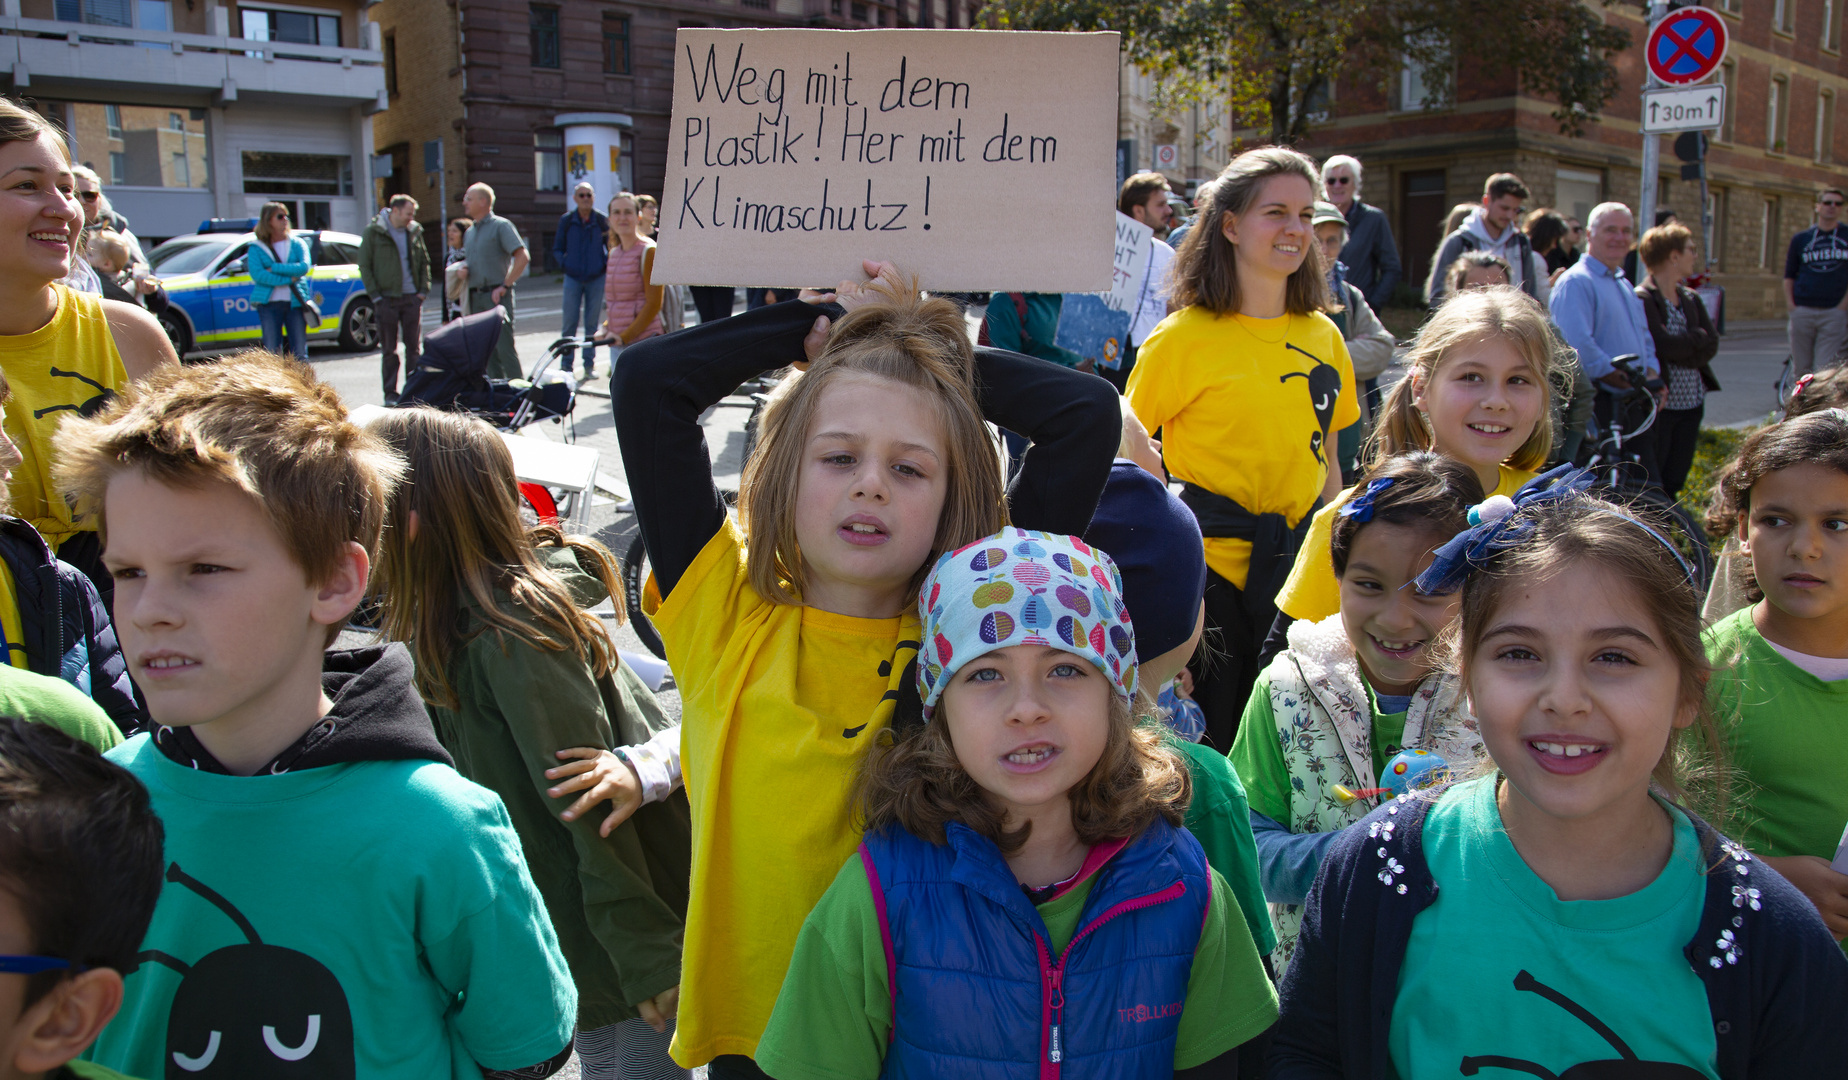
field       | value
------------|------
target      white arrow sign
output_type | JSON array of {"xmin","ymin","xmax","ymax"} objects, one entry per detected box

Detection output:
[{"xmin": 1642, "ymin": 84, "xmax": 1726, "ymax": 133}]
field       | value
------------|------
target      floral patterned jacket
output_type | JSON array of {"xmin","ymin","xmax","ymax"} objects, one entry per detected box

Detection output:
[{"xmin": 1263, "ymin": 614, "xmax": 1485, "ymax": 969}]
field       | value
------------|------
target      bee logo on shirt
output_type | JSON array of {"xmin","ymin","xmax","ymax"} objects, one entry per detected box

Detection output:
[
  {"xmin": 1459, "ymin": 970, "xmax": 1705, "ymax": 1078},
  {"xmin": 136, "ymin": 863, "xmax": 356, "ymax": 1078},
  {"xmin": 31, "ymin": 367, "xmax": 115, "ymax": 420},
  {"xmin": 1279, "ymin": 344, "xmax": 1342, "ymax": 467}
]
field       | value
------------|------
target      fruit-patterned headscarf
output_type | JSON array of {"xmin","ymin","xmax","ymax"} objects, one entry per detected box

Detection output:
[{"xmin": 917, "ymin": 528, "xmax": 1137, "ymax": 719}]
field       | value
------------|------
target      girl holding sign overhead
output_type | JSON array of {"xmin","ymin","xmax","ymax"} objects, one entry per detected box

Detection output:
[{"xmin": 1125, "ymin": 146, "xmax": 1359, "ymax": 752}]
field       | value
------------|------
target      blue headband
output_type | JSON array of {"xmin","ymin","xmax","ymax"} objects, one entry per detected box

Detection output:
[
  {"xmin": 1337, "ymin": 477, "xmax": 1395, "ymax": 523},
  {"xmin": 1413, "ymin": 465, "xmax": 1697, "ymax": 595}
]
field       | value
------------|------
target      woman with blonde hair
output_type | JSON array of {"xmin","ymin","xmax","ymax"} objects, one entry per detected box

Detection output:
[
  {"xmin": 595, "ymin": 191, "xmax": 664, "ymax": 380},
  {"xmin": 1125, "ymin": 145, "xmax": 1359, "ymax": 749},
  {"xmin": 0, "ymin": 99, "xmax": 174, "ymax": 600},
  {"xmin": 1271, "ymin": 286, "xmax": 1567, "ymax": 628}
]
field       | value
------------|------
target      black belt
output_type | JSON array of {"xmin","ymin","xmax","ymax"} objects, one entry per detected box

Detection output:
[{"xmin": 1178, "ymin": 483, "xmax": 1318, "ymax": 611}]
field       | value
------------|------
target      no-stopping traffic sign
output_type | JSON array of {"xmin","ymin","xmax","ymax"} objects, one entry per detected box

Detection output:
[{"xmin": 1646, "ymin": 8, "xmax": 1728, "ymax": 86}]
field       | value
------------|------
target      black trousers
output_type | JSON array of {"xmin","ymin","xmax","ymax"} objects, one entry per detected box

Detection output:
[
  {"xmin": 1190, "ymin": 569, "xmax": 1268, "ymax": 752},
  {"xmin": 691, "ymin": 285, "xmax": 737, "ymax": 323},
  {"xmin": 1654, "ymin": 402, "xmax": 1705, "ymax": 500}
]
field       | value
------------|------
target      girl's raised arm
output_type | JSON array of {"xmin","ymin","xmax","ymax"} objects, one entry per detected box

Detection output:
[
  {"xmin": 614, "ymin": 298, "xmax": 843, "ymax": 598},
  {"xmin": 974, "ymin": 345, "xmax": 1121, "ymax": 536}
]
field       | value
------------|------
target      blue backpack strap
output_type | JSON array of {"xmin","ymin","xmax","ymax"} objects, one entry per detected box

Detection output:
[{"xmin": 859, "ymin": 840, "xmax": 898, "ymax": 1042}]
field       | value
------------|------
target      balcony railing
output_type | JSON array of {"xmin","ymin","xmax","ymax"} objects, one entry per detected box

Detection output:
[{"xmin": 0, "ymin": 14, "xmax": 386, "ymax": 105}]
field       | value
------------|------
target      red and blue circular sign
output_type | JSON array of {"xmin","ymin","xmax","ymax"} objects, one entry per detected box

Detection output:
[{"xmin": 1647, "ymin": 9, "xmax": 1728, "ymax": 86}]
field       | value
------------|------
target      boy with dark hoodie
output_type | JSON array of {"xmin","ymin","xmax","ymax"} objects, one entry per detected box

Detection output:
[{"xmin": 55, "ymin": 352, "xmax": 578, "ymax": 1079}]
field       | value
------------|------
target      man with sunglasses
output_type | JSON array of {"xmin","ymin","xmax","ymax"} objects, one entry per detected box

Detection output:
[
  {"xmin": 551, "ymin": 181, "xmax": 609, "ymax": 377},
  {"xmin": 1785, "ymin": 187, "xmax": 1848, "ymax": 378},
  {"xmin": 1320, "ymin": 154, "xmax": 1400, "ymax": 312}
]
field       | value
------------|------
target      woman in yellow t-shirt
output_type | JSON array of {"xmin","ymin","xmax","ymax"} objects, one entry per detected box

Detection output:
[
  {"xmin": 1125, "ymin": 146, "xmax": 1358, "ymax": 750},
  {"xmin": 611, "ymin": 263, "xmax": 1120, "ymax": 1076},
  {"xmin": 1273, "ymin": 287, "xmax": 1570, "ymax": 627},
  {"xmin": 0, "ymin": 102, "xmax": 176, "ymax": 602}
]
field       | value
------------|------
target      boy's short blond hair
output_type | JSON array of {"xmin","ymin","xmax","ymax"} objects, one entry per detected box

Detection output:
[
  {"xmin": 87, "ymin": 230, "xmax": 130, "ymax": 273},
  {"xmin": 53, "ymin": 350, "xmax": 405, "ymax": 584}
]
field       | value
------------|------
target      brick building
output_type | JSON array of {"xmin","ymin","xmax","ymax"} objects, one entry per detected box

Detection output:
[
  {"xmin": 368, "ymin": 0, "xmax": 979, "ymax": 265},
  {"xmin": 1284, "ymin": 0, "xmax": 1847, "ymax": 319}
]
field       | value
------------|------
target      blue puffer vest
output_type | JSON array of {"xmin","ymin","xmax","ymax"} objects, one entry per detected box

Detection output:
[{"xmin": 860, "ymin": 818, "xmax": 1210, "ymax": 1080}]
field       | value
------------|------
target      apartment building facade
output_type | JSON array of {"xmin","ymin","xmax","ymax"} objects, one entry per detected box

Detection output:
[
  {"xmin": 1285, "ymin": 0, "xmax": 1846, "ymax": 318},
  {"xmin": 6, "ymin": 0, "xmax": 386, "ymax": 242},
  {"xmin": 369, "ymin": 0, "xmax": 981, "ymax": 266}
]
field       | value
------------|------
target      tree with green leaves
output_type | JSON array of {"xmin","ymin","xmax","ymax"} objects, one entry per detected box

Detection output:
[{"xmin": 981, "ymin": 0, "xmax": 1633, "ymax": 146}]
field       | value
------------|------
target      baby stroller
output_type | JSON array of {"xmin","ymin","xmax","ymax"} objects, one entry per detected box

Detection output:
[{"xmin": 397, "ymin": 307, "xmax": 581, "ymax": 438}]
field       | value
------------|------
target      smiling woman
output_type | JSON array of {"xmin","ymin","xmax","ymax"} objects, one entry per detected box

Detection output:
[
  {"xmin": 0, "ymin": 100, "xmax": 176, "ymax": 602},
  {"xmin": 1125, "ymin": 146, "xmax": 1359, "ymax": 749}
]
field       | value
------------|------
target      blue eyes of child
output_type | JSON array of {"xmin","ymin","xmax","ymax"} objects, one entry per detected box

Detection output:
[{"xmin": 964, "ymin": 664, "xmax": 1086, "ymax": 683}]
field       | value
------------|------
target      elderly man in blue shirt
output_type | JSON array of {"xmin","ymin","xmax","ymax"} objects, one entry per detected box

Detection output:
[{"xmin": 1548, "ymin": 201, "xmax": 1666, "ymax": 483}]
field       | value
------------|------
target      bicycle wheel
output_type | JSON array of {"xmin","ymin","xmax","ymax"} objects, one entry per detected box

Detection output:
[
  {"xmin": 1614, "ymin": 484, "xmax": 1715, "ymax": 596},
  {"xmin": 623, "ymin": 532, "xmax": 668, "ymax": 661}
]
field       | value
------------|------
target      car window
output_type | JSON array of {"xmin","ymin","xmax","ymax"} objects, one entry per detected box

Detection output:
[
  {"xmin": 149, "ymin": 239, "xmax": 236, "ymax": 276},
  {"xmin": 326, "ymin": 243, "xmax": 359, "ymax": 265}
]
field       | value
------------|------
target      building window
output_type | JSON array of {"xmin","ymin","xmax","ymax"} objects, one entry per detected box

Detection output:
[
  {"xmin": 602, "ymin": 15, "xmax": 630, "ymax": 75},
  {"xmin": 1394, "ymin": 34, "xmax": 1447, "ymax": 112},
  {"xmin": 1829, "ymin": 0, "xmax": 1844, "ymax": 51},
  {"xmin": 55, "ymin": 0, "xmax": 169, "ymax": 29},
  {"xmin": 1769, "ymin": 75, "xmax": 1789, "ymax": 153},
  {"xmin": 1773, "ymin": 0, "xmax": 1794, "ymax": 34},
  {"xmin": 1712, "ymin": 188, "xmax": 1729, "ymax": 270},
  {"xmin": 535, "ymin": 131, "xmax": 564, "ymax": 191},
  {"xmin": 530, "ymin": 5, "xmax": 561, "ymax": 70},
  {"xmin": 850, "ymin": 2, "xmax": 867, "ymax": 20},
  {"xmin": 1760, "ymin": 197, "xmax": 1780, "ymax": 268},
  {"xmin": 1555, "ymin": 167, "xmax": 1603, "ymax": 225},
  {"xmin": 742, "ymin": 0, "xmax": 769, "ymax": 8},
  {"xmin": 57, "ymin": 101, "xmax": 207, "ymax": 188},
  {"xmin": 1820, "ymin": 90, "xmax": 1836, "ymax": 162},
  {"xmin": 831, "ymin": 0, "xmax": 841, "ymax": 14},
  {"xmin": 383, "ymin": 33, "xmax": 398, "ymax": 96},
  {"xmin": 1715, "ymin": 0, "xmax": 1738, "ymax": 11},
  {"xmin": 1718, "ymin": 62, "xmax": 1736, "ymax": 143},
  {"xmin": 241, "ymin": 151, "xmax": 352, "ymax": 196},
  {"xmin": 240, "ymin": 7, "xmax": 341, "ymax": 49}
]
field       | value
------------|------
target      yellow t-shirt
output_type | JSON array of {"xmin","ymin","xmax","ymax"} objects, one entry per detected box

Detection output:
[
  {"xmin": 0, "ymin": 285, "xmax": 129, "ymax": 551},
  {"xmin": 1275, "ymin": 463, "xmax": 1538, "ymax": 622},
  {"xmin": 1126, "ymin": 307, "xmax": 1359, "ymax": 590},
  {"xmin": 0, "ymin": 560, "xmax": 25, "ymax": 669},
  {"xmin": 648, "ymin": 516, "xmax": 919, "ymax": 1066}
]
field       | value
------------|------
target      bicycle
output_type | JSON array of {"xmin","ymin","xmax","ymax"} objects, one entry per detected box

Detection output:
[
  {"xmin": 618, "ymin": 373, "xmax": 781, "ymax": 661},
  {"xmin": 1582, "ymin": 355, "xmax": 1715, "ymax": 594}
]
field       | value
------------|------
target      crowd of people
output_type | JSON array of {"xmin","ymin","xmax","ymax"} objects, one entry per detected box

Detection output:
[{"xmin": 0, "ymin": 86, "xmax": 1845, "ymax": 1080}]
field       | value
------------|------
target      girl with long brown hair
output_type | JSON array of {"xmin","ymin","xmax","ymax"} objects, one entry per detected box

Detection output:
[
  {"xmin": 369, "ymin": 407, "xmax": 692, "ymax": 1080},
  {"xmin": 756, "ymin": 529, "xmax": 1277, "ymax": 1078},
  {"xmin": 1124, "ymin": 145, "xmax": 1359, "ymax": 750},
  {"xmin": 611, "ymin": 260, "xmax": 1119, "ymax": 1078}
]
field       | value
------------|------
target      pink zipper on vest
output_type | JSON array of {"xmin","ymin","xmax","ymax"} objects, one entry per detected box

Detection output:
[{"xmin": 1034, "ymin": 879, "xmax": 1188, "ymax": 1080}]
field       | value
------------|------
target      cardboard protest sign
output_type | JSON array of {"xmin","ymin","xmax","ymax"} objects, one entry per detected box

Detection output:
[
  {"xmin": 1054, "ymin": 212, "xmax": 1154, "ymax": 370},
  {"xmin": 654, "ymin": 28, "xmax": 1120, "ymax": 292}
]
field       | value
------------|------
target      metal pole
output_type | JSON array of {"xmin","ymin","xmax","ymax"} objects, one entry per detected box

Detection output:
[
  {"xmin": 438, "ymin": 140, "xmax": 447, "ymax": 249},
  {"xmin": 1638, "ymin": 0, "xmax": 1667, "ymax": 247}
]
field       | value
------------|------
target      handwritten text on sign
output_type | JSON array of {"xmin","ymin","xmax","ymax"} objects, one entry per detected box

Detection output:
[{"xmin": 653, "ymin": 29, "xmax": 1120, "ymax": 292}]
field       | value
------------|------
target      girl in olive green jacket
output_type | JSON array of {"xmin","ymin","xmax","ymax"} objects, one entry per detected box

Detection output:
[{"xmin": 370, "ymin": 407, "xmax": 691, "ymax": 1080}]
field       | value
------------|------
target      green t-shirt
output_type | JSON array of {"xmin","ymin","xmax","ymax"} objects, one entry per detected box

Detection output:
[
  {"xmin": 1390, "ymin": 775, "xmax": 1717, "ymax": 1079},
  {"xmin": 462, "ymin": 213, "xmax": 526, "ymax": 291},
  {"xmin": 63, "ymin": 1061, "xmax": 144, "ymax": 1080},
  {"xmin": 92, "ymin": 735, "xmax": 576, "ymax": 1080},
  {"xmin": 1169, "ymin": 733, "xmax": 1277, "ymax": 957},
  {"xmin": 1705, "ymin": 606, "xmax": 1848, "ymax": 859},
  {"xmin": 755, "ymin": 848, "xmax": 1279, "ymax": 1080},
  {"xmin": 1230, "ymin": 670, "xmax": 1408, "ymax": 824},
  {"xmin": 0, "ymin": 663, "xmax": 120, "ymax": 752}
]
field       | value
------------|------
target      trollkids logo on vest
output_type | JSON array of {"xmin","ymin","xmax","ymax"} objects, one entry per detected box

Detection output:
[{"xmin": 1117, "ymin": 1000, "xmax": 1183, "ymax": 1023}]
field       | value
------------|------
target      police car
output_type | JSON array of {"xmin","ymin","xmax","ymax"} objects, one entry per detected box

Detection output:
[{"xmin": 147, "ymin": 226, "xmax": 377, "ymax": 357}]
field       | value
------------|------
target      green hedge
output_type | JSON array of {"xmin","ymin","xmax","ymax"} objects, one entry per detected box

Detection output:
[{"xmin": 1683, "ymin": 426, "xmax": 1756, "ymax": 545}]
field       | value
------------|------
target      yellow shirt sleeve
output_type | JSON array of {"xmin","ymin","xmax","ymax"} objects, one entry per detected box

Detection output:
[{"xmin": 1274, "ymin": 494, "xmax": 1349, "ymax": 623}]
